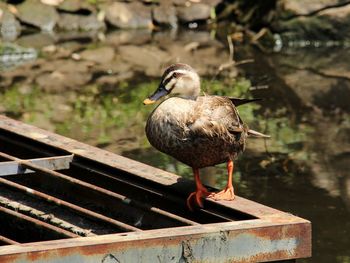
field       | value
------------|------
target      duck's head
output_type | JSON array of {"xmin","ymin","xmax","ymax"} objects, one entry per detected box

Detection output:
[{"xmin": 143, "ymin": 63, "xmax": 200, "ymax": 105}]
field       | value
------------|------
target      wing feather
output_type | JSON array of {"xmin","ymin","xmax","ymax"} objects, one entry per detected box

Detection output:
[{"xmin": 187, "ymin": 96, "xmax": 244, "ymax": 138}]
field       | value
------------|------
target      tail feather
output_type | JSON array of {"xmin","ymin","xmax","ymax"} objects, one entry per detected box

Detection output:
[
  {"xmin": 229, "ymin": 97, "xmax": 262, "ymax": 107},
  {"xmin": 248, "ymin": 129, "xmax": 270, "ymax": 138}
]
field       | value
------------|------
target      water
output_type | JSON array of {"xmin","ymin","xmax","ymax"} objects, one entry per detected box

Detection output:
[{"xmin": 0, "ymin": 30, "xmax": 349, "ymax": 262}]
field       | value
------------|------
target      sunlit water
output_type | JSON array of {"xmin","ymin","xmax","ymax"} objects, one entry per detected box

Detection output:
[{"xmin": 0, "ymin": 30, "xmax": 349, "ymax": 262}]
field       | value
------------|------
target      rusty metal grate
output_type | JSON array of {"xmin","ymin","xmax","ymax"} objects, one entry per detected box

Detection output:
[{"xmin": 0, "ymin": 116, "xmax": 311, "ymax": 262}]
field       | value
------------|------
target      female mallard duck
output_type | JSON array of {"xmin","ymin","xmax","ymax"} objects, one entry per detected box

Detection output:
[{"xmin": 143, "ymin": 63, "xmax": 268, "ymax": 210}]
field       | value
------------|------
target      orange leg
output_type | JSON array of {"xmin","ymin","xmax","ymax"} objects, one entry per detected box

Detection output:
[
  {"xmin": 186, "ymin": 168, "xmax": 211, "ymax": 210},
  {"xmin": 209, "ymin": 160, "xmax": 235, "ymax": 201}
]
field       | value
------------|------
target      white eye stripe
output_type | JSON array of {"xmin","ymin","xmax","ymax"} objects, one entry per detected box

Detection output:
[
  {"xmin": 164, "ymin": 78, "xmax": 177, "ymax": 91},
  {"xmin": 163, "ymin": 69, "xmax": 191, "ymax": 84}
]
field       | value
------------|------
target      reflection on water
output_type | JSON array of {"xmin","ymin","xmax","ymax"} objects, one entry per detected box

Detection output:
[{"xmin": 0, "ymin": 30, "xmax": 349, "ymax": 262}]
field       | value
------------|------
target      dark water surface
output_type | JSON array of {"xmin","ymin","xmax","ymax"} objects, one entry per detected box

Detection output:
[{"xmin": 0, "ymin": 30, "xmax": 349, "ymax": 262}]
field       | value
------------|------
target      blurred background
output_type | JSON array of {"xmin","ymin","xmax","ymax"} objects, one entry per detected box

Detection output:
[{"xmin": 0, "ymin": 0, "xmax": 349, "ymax": 262}]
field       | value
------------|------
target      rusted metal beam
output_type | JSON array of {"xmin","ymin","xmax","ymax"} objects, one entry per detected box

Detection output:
[
  {"xmin": 0, "ymin": 177, "xmax": 141, "ymax": 233},
  {"xmin": 0, "ymin": 206, "xmax": 79, "ymax": 242},
  {"xmin": 71, "ymin": 161, "xmax": 237, "ymax": 223},
  {"xmin": 0, "ymin": 154, "xmax": 73, "ymax": 176},
  {"xmin": 0, "ymin": 151, "xmax": 198, "ymax": 228},
  {"xmin": 0, "ymin": 235, "xmax": 19, "ymax": 245},
  {"xmin": 0, "ymin": 220, "xmax": 311, "ymax": 262}
]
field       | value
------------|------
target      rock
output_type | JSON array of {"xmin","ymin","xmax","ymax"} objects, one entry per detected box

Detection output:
[
  {"xmin": 96, "ymin": 72, "xmax": 134, "ymax": 89},
  {"xmin": 259, "ymin": 43, "xmax": 350, "ymax": 113},
  {"xmin": 273, "ymin": 2, "xmax": 350, "ymax": 40},
  {"xmin": 79, "ymin": 46, "xmax": 115, "ymax": 64},
  {"xmin": 104, "ymin": 2, "xmax": 153, "ymax": 29},
  {"xmin": 94, "ymin": 60, "xmax": 131, "ymax": 75},
  {"xmin": 41, "ymin": 0, "xmax": 64, "ymax": 6},
  {"xmin": 57, "ymin": 13, "xmax": 106, "ymax": 32},
  {"xmin": 16, "ymin": 0, "xmax": 59, "ymax": 32},
  {"xmin": 0, "ymin": 43, "xmax": 37, "ymax": 71},
  {"xmin": 17, "ymin": 33, "xmax": 56, "ymax": 48},
  {"xmin": 36, "ymin": 70, "xmax": 92, "ymax": 92},
  {"xmin": 280, "ymin": 68, "xmax": 338, "ymax": 107},
  {"xmin": 58, "ymin": 0, "xmax": 94, "ymax": 13},
  {"xmin": 0, "ymin": 9, "xmax": 21, "ymax": 41},
  {"xmin": 172, "ymin": 0, "xmax": 187, "ymax": 6},
  {"xmin": 40, "ymin": 59, "xmax": 93, "ymax": 73},
  {"xmin": 118, "ymin": 45, "xmax": 169, "ymax": 76},
  {"xmin": 105, "ymin": 30, "xmax": 151, "ymax": 47},
  {"xmin": 276, "ymin": 0, "xmax": 347, "ymax": 18},
  {"xmin": 177, "ymin": 3, "xmax": 211, "ymax": 22},
  {"xmin": 152, "ymin": 4, "xmax": 177, "ymax": 28}
]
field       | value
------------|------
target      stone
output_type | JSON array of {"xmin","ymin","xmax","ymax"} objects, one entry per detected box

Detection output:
[
  {"xmin": 104, "ymin": 2, "xmax": 153, "ymax": 29},
  {"xmin": 36, "ymin": 70, "xmax": 92, "ymax": 91},
  {"xmin": 0, "ymin": 9, "xmax": 21, "ymax": 41},
  {"xmin": 177, "ymin": 3, "xmax": 211, "ymax": 22},
  {"xmin": 152, "ymin": 4, "xmax": 177, "ymax": 28},
  {"xmin": 41, "ymin": 0, "xmax": 64, "ymax": 6},
  {"xmin": 94, "ymin": 60, "xmax": 131, "ymax": 75},
  {"xmin": 40, "ymin": 59, "xmax": 93, "ymax": 73},
  {"xmin": 96, "ymin": 72, "xmax": 134, "ymax": 89},
  {"xmin": 118, "ymin": 45, "xmax": 169, "ymax": 76},
  {"xmin": 16, "ymin": 0, "xmax": 59, "ymax": 32},
  {"xmin": 58, "ymin": 0, "xmax": 94, "ymax": 13},
  {"xmin": 57, "ymin": 13, "xmax": 106, "ymax": 32},
  {"xmin": 79, "ymin": 46, "xmax": 115, "ymax": 64},
  {"xmin": 17, "ymin": 33, "xmax": 55, "ymax": 48},
  {"xmin": 105, "ymin": 30, "xmax": 151, "ymax": 47},
  {"xmin": 276, "ymin": 0, "xmax": 347, "ymax": 18},
  {"xmin": 274, "ymin": 4, "xmax": 350, "ymax": 40}
]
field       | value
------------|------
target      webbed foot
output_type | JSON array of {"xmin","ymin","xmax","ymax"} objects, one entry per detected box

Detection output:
[{"xmin": 208, "ymin": 186, "xmax": 235, "ymax": 201}]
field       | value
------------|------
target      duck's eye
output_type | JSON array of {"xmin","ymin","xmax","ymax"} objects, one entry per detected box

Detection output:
[{"xmin": 163, "ymin": 72, "xmax": 185, "ymax": 91}]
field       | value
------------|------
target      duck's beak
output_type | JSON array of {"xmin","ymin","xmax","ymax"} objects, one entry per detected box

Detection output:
[
  {"xmin": 143, "ymin": 98, "xmax": 156, "ymax": 105},
  {"xmin": 143, "ymin": 85, "xmax": 169, "ymax": 105}
]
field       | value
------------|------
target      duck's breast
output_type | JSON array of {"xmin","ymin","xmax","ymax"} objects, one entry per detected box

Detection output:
[{"xmin": 145, "ymin": 97, "xmax": 194, "ymax": 152}]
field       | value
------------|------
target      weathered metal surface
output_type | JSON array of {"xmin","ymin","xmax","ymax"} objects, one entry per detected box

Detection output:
[
  {"xmin": 0, "ymin": 177, "xmax": 135, "ymax": 234},
  {"xmin": 0, "ymin": 155, "xmax": 73, "ymax": 176},
  {"xmin": 0, "ymin": 221, "xmax": 310, "ymax": 262},
  {"xmin": 0, "ymin": 194, "xmax": 97, "ymax": 237},
  {"xmin": 0, "ymin": 206, "xmax": 79, "ymax": 241},
  {"xmin": 0, "ymin": 235, "xmax": 19, "ymax": 245},
  {"xmin": 0, "ymin": 151, "xmax": 196, "ymax": 229},
  {"xmin": 0, "ymin": 176, "xmax": 141, "ymax": 233},
  {"xmin": 0, "ymin": 115, "xmax": 311, "ymax": 262}
]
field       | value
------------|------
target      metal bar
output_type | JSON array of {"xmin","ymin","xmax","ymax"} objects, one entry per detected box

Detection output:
[
  {"xmin": 0, "ymin": 154, "xmax": 73, "ymax": 176},
  {"xmin": 0, "ymin": 152, "xmax": 198, "ymax": 227},
  {"xmin": 72, "ymin": 162, "xmax": 227, "ymax": 224},
  {"xmin": 0, "ymin": 235, "xmax": 19, "ymax": 245},
  {"xmin": 0, "ymin": 177, "xmax": 141, "ymax": 233},
  {"xmin": 0, "ymin": 220, "xmax": 311, "ymax": 262},
  {"xmin": 0, "ymin": 206, "xmax": 79, "ymax": 240},
  {"xmin": 0, "ymin": 194, "xmax": 97, "ymax": 237}
]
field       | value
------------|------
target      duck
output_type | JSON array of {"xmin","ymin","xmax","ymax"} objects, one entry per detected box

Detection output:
[{"xmin": 143, "ymin": 63, "xmax": 268, "ymax": 210}]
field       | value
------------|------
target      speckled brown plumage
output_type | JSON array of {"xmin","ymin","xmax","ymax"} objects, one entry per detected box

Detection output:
[{"xmin": 145, "ymin": 95, "xmax": 248, "ymax": 168}]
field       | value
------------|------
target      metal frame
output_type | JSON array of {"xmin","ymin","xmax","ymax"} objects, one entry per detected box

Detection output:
[
  {"xmin": 0, "ymin": 154, "xmax": 73, "ymax": 176},
  {"xmin": 0, "ymin": 115, "xmax": 311, "ymax": 263}
]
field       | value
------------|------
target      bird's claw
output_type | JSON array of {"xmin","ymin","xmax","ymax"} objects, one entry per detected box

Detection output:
[
  {"xmin": 186, "ymin": 189, "xmax": 210, "ymax": 211},
  {"xmin": 208, "ymin": 186, "xmax": 235, "ymax": 201}
]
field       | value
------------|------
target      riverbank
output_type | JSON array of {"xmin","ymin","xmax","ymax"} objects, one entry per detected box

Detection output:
[{"xmin": 2, "ymin": 0, "xmax": 350, "ymax": 45}]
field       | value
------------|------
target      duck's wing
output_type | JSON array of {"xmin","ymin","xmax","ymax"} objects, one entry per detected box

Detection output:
[
  {"xmin": 188, "ymin": 96, "xmax": 245, "ymax": 138},
  {"xmin": 228, "ymin": 97, "xmax": 262, "ymax": 106},
  {"xmin": 228, "ymin": 97, "xmax": 270, "ymax": 138}
]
